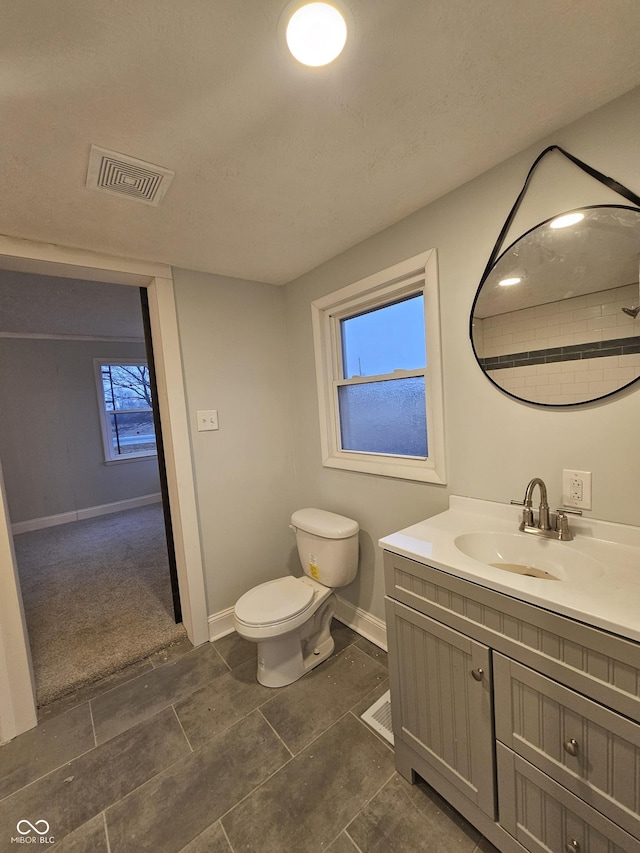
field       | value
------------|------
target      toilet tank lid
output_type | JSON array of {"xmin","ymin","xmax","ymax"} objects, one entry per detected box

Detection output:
[{"xmin": 291, "ymin": 508, "xmax": 359, "ymax": 539}]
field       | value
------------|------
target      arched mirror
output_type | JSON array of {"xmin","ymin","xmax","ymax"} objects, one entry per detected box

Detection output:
[{"xmin": 470, "ymin": 204, "xmax": 640, "ymax": 405}]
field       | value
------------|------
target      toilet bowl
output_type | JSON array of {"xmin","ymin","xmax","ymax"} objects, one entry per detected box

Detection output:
[{"xmin": 233, "ymin": 508, "xmax": 359, "ymax": 687}]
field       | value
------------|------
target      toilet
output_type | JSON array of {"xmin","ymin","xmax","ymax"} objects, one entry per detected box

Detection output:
[{"xmin": 233, "ymin": 508, "xmax": 359, "ymax": 687}]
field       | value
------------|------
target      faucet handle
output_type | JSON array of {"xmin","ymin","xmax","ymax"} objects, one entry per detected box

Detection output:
[
  {"xmin": 511, "ymin": 499, "xmax": 534, "ymax": 527},
  {"xmin": 554, "ymin": 507, "xmax": 582, "ymax": 541}
]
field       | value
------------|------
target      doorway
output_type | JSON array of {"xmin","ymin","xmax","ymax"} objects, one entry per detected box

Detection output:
[
  {"xmin": 0, "ymin": 273, "xmax": 186, "ymax": 704},
  {"xmin": 0, "ymin": 236, "xmax": 208, "ymax": 742}
]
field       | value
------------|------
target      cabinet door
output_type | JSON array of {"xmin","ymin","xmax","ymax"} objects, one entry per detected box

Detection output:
[
  {"xmin": 497, "ymin": 744, "xmax": 640, "ymax": 853},
  {"xmin": 385, "ymin": 598, "xmax": 495, "ymax": 817}
]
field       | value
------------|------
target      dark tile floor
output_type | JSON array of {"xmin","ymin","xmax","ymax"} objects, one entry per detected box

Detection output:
[{"xmin": 0, "ymin": 622, "xmax": 499, "ymax": 852}]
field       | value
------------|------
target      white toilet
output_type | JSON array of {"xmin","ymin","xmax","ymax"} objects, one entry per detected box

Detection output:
[{"xmin": 233, "ymin": 508, "xmax": 359, "ymax": 687}]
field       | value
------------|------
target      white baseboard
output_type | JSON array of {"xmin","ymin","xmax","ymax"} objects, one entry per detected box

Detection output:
[
  {"xmin": 11, "ymin": 493, "xmax": 162, "ymax": 535},
  {"xmin": 335, "ymin": 595, "xmax": 388, "ymax": 651},
  {"xmin": 207, "ymin": 596, "xmax": 387, "ymax": 650},
  {"xmin": 208, "ymin": 607, "xmax": 236, "ymax": 642}
]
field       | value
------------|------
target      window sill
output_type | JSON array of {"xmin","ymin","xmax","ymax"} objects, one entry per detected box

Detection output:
[
  {"xmin": 104, "ymin": 453, "xmax": 158, "ymax": 466},
  {"xmin": 322, "ymin": 453, "xmax": 446, "ymax": 484}
]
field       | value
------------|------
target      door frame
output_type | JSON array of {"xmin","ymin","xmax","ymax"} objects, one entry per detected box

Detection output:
[{"xmin": 0, "ymin": 234, "xmax": 208, "ymax": 743}]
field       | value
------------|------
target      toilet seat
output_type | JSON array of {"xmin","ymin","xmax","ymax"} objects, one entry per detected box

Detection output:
[{"xmin": 234, "ymin": 576, "xmax": 314, "ymax": 627}]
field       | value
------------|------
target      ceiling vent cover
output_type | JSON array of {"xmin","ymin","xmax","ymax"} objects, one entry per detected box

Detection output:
[{"xmin": 86, "ymin": 145, "xmax": 174, "ymax": 206}]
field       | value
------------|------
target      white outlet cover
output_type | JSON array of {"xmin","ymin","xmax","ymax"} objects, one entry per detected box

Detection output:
[{"xmin": 562, "ymin": 469, "xmax": 592, "ymax": 510}]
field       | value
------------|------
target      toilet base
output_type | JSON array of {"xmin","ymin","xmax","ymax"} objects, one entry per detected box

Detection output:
[
  {"xmin": 257, "ymin": 633, "xmax": 334, "ymax": 688},
  {"xmin": 254, "ymin": 595, "xmax": 336, "ymax": 688}
]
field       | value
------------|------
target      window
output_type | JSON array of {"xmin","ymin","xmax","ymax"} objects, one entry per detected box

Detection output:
[
  {"xmin": 311, "ymin": 249, "xmax": 446, "ymax": 483},
  {"xmin": 95, "ymin": 360, "xmax": 157, "ymax": 462}
]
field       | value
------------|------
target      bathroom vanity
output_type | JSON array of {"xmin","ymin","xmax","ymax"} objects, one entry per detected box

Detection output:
[{"xmin": 380, "ymin": 497, "xmax": 640, "ymax": 853}]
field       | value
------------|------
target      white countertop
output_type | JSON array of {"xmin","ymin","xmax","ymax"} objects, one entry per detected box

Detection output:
[{"xmin": 379, "ymin": 495, "xmax": 640, "ymax": 644}]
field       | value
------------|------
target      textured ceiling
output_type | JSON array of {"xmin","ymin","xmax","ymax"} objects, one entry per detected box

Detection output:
[{"xmin": 3, "ymin": 1, "xmax": 640, "ymax": 285}]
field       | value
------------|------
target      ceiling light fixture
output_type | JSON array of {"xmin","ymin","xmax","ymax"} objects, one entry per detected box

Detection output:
[
  {"xmin": 285, "ymin": 2, "xmax": 347, "ymax": 67},
  {"xmin": 549, "ymin": 212, "xmax": 584, "ymax": 229},
  {"xmin": 498, "ymin": 277, "xmax": 521, "ymax": 287}
]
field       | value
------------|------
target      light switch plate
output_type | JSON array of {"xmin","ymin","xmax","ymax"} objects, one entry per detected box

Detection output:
[
  {"xmin": 197, "ymin": 410, "xmax": 219, "ymax": 431},
  {"xmin": 562, "ymin": 469, "xmax": 591, "ymax": 510}
]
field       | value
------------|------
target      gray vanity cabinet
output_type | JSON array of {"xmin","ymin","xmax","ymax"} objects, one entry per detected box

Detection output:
[
  {"xmin": 383, "ymin": 549, "xmax": 640, "ymax": 853},
  {"xmin": 385, "ymin": 598, "xmax": 495, "ymax": 818}
]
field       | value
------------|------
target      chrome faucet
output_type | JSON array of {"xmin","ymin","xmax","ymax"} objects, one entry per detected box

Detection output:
[
  {"xmin": 511, "ymin": 477, "xmax": 581, "ymax": 540},
  {"xmin": 523, "ymin": 477, "xmax": 551, "ymax": 530}
]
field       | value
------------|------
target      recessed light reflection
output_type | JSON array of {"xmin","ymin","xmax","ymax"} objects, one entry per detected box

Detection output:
[
  {"xmin": 499, "ymin": 277, "xmax": 521, "ymax": 287},
  {"xmin": 549, "ymin": 212, "xmax": 584, "ymax": 229}
]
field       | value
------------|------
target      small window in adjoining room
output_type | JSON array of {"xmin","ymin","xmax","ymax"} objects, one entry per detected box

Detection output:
[
  {"xmin": 311, "ymin": 249, "xmax": 446, "ymax": 483},
  {"xmin": 95, "ymin": 360, "xmax": 157, "ymax": 462}
]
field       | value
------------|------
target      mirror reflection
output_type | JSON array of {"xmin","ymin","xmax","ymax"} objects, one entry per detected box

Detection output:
[{"xmin": 471, "ymin": 205, "xmax": 640, "ymax": 405}]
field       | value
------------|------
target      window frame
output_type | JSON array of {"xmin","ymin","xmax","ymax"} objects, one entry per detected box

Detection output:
[
  {"xmin": 94, "ymin": 358, "xmax": 158, "ymax": 463},
  {"xmin": 311, "ymin": 249, "xmax": 446, "ymax": 483}
]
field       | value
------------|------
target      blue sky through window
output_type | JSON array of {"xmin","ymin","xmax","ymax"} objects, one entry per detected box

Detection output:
[{"xmin": 341, "ymin": 294, "xmax": 426, "ymax": 378}]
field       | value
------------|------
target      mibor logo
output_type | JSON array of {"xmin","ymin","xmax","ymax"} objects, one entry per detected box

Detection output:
[
  {"xmin": 11, "ymin": 820, "xmax": 55, "ymax": 845},
  {"xmin": 16, "ymin": 822, "xmax": 49, "ymax": 836}
]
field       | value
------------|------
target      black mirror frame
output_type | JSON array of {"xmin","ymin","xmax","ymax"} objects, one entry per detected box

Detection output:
[{"xmin": 470, "ymin": 147, "xmax": 640, "ymax": 407}]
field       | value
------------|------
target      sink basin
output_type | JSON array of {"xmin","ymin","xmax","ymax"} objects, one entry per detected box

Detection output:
[{"xmin": 454, "ymin": 531, "xmax": 604, "ymax": 581}]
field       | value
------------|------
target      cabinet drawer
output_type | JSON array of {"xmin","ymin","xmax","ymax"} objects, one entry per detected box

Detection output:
[
  {"xmin": 497, "ymin": 743, "xmax": 640, "ymax": 853},
  {"xmin": 384, "ymin": 550, "xmax": 640, "ymax": 724},
  {"xmin": 494, "ymin": 654, "xmax": 640, "ymax": 840},
  {"xmin": 385, "ymin": 598, "xmax": 496, "ymax": 818}
]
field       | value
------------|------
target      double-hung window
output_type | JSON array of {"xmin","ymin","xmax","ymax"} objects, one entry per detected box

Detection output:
[
  {"xmin": 95, "ymin": 360, "xmax": 157, "ymax": 462},
  {"xmin": 311, "ymin": 249, "xmax": 446, "ymax": 483}
]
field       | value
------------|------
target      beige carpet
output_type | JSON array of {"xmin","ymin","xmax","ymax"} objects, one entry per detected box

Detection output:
[{"xmin": 13, "ymin": 504, "xmax": 187, "ymax": 706}]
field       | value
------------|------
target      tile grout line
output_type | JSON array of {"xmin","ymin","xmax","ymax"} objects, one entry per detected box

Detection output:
[
  {"xmin": 40, "ymin": 657, "xmax": 158, "ymax": 718},
  {"xmin": 217, "ymin": 710, "xmax": 394, "ymax": 853},
  {"xmin": 344, "ymin": 828, "xmax": 366, "ymax": 852},
  {"xmin": 102, "ymin": 811, "xmax": 112, "ymax": 853},
  {"xmin": 323, "ymin": 766, "xmax": 396, "ymax": 850},
  {"xmin": 216, "ymin": 714, "xmax": 298, "ymax": 828},
  {"xmin": 256, "ymin": 707, "xmax": 295, "ymax": 758},
  {"xmin": 219, "ymin": 820, "xmax": 237, "ymax": 853},
  {"xmin": 1, "ymin": 707, "xmax": 195, "ymax": 841},
  {"xmin": 348, "ymin": 708, "xmax": 394, "ymax": 753},
  {"xmin": 347, "ymin": 640, "xmax": 388, "ymax": 671},
  {"xmin": 89, "ymin": 651, "xmax": 239, "ymax": 746},
  {"xmin": 171, "ymin": 704, "xmax": 195, "ymax": 752},
  {"xmin": 210, "ymin": 642, "xmax": 234, "ymax": 673},
  {"xmin": 0, "ymin": 733, "xmax": 107, "ymax": 804},
  {"xmin": 88, "ymin": 698, "xmax": 98, "ymax": 747}
]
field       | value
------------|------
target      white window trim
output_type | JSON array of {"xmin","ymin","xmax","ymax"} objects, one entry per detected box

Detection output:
[
  {"xmin": 94, "ymin": 358, "xmax": 158, "ymax": 463},
  {"xmin": 311, "ymin": 249, "xmax": 446, "ymax": 484}
]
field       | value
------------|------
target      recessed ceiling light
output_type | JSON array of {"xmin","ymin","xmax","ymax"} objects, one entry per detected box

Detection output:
[
  {"xmin": 499, "ymin": 277, "xmax": 521, "ymax": 287},
  {"xmin": 285, "ymin": 2, "xmax": 347, "ymax": 67},
  {"xmin": 549, "ymin": 212, "xmax": 585, "ymax": 229}
]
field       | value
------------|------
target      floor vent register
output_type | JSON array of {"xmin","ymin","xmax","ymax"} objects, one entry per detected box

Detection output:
[{"xmin": 360, "ymin": 689, "xmax": 394, "ymax": 746}]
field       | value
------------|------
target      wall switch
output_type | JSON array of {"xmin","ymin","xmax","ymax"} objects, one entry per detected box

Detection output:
[
  {"xmin": 197, "ymin": 410, "xmax": 219, "ymax": 432},
  {"xmin": 562, "ymin": 469, "xmax": 592, "ymax": 510}
]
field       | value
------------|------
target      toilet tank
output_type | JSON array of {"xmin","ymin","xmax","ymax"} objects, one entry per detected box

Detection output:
[{"xmin": 291, "ymin": 508, "xmax": 359, "ymax": 588}]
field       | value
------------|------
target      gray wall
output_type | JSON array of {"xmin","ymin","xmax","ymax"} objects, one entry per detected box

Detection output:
[
  {"xmin": 0, "ymin": 274, "xmax": 161, "ymax": 524},
  {"xmin": 0, "ymin": 270, "xmax": 146, "ymax": 338},
  {"xmin": 283, "ymin": 86, "xmax": 640, "ymax": 622},
  {"xmin": 172, "ymin": 269, "xmax": 297, "ymax": 616}
]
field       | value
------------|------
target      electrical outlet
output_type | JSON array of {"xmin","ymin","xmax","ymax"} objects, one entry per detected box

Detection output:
[
  {"xmin": 197, "ymin": 409, "xmax": 219, "ymax": 432},
  {"xmin": 562, "ymin": 469, "xmax": 591, "ymax": 510}
]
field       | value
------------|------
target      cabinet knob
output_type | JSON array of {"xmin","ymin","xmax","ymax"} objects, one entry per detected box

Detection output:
[
  {"xmin": 471, "ymin": 668, "xmax": 484, "ymax": 681},
  {"xmin": 563, "ymin": 738, "xmax": 579, "ymax": 757},
  {"xmin": 565, "ymin": 840, "xmax": 580, "ymax": 853}
]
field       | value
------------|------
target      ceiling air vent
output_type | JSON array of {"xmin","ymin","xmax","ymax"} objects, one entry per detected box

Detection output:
[{"xmin": 86, "ymin": 145, "xmax": 175, "ymax": 206}]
